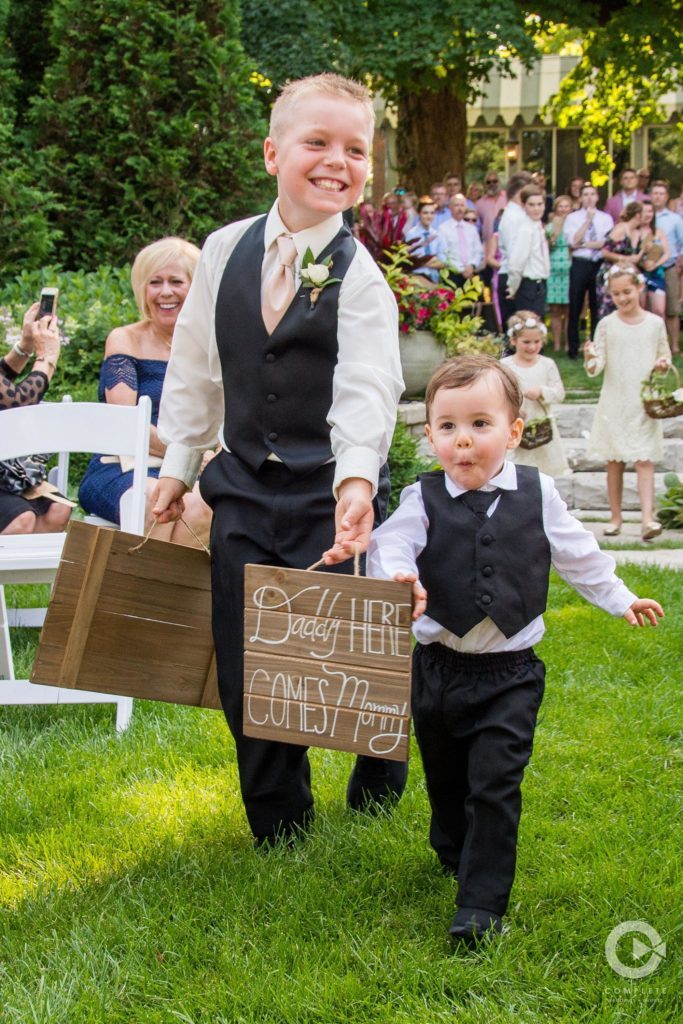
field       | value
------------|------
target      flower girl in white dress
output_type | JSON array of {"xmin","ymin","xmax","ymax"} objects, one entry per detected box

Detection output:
[
  {"xmin": 584, "ymin": 265, "xmax": 671, "ymax": 540},
  {"xmin": 502, "ymin": 311, "xmax": 569, "ymax": 478}
]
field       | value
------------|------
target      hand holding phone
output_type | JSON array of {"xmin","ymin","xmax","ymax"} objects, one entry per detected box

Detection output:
[{"xmin": 36, "ymin": 287, "xmax": 59, "ymax": 321}]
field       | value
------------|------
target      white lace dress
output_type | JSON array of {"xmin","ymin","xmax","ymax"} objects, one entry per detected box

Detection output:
[
  {"xmin": 501, "ymin": 354, "xmax": 570, "ymax": 477},
  {"xmin": 586, "ymin": 311, "xmax": 670, "ymax": 462}
]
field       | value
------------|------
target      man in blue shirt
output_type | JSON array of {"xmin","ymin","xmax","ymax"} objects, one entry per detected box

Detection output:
[
  {"xmin": 651, "ymin": 180, "xmax": 683, "ymax": 354},
  {"xmin": 405, "ymin": 197, "xmax": 441, "ymax": 283}
]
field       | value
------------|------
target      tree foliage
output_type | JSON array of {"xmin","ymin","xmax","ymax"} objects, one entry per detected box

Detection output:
[
  {"xmin": 2, "ymin": 0, "xmax": 273, "ymax": 271},
  {"xmin": 535, "ymin": 2, "xmax": 683, "ymax": 181},
  {"xmin": 243, "ymin": 1, "xmax": 539, "ymax": 190}
]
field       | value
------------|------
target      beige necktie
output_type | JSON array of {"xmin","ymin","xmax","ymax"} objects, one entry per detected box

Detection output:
[{"xmin": 262, "ymin": 235, "xmax": 298, "ymax": 334}]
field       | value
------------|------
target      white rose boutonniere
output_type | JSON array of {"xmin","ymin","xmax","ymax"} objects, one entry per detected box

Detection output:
[{"xmin": 300, "ymin": 247, "xmax": 342, "ymax": 307}]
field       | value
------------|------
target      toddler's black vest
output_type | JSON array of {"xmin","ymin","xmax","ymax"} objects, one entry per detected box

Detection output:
[
  {"xmin": 416, "ymin": 466, "xmax": 551, "ymax": 638},
  {"xmin": 214, "ymin": 216, "xmax": 357, "ymax": 474}
]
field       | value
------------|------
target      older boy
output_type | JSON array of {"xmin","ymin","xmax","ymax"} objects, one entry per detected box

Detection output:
[
  {"xmin": 153, "ymin": 74, "xmax": 407, "ymax": 844},
  {"xmin": 366, "ymin": 355, "xmax": 663, "ymax": 945}
]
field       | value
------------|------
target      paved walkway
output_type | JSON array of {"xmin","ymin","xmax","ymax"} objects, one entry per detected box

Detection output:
[{"xmin": 578, "ymin": 518, "xmax": 682, "ymax": 570}]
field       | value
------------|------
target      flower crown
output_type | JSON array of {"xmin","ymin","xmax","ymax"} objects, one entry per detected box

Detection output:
[
  {"xmin": 506, "ymin": 317, "xmax": 548, "ymax": 339},
  {"xmin": 607, "ymin": 263, "xmax": 645, "ymax": 284}
]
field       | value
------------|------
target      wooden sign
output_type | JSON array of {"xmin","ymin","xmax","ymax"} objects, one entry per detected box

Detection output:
[
  {"xmin": 32, "ymin": 520, "xmax": 220, "ymax": 708},
  {"xmin": 242, "ymin": 564, "xmax": 413, "ymax": 761}
]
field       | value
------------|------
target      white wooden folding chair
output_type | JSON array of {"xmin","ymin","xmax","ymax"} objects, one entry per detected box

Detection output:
[{"xmin": 0, "ymin": 396, "xmax": 152, "ymax": 730}]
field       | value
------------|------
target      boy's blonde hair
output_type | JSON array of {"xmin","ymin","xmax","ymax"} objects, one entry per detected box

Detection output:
[
  {"xmin": 269, "ymin": 73, "xmax": 375, "ymax": 142},
  {"xmin": 425, "ymin": 355, "xmax": 522, "ymax": 421},
  {"xmin": 131, "ymin": 237, "xmax": 201, "ymax": 320}
]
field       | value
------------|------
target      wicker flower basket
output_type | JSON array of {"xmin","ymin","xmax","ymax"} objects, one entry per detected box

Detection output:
[
  {"xmin": 642, "ymin": 365, "xmax": 683, "ymax": 420},
  {"xmin": 519, "ymin": 416, "xmax": 553, "ymax": 450}
]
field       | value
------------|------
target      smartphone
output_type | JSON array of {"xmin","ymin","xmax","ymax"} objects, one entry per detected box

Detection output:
[{"xmin": 37, "ymin": 287, "xmax": 59, "ymax": 320}]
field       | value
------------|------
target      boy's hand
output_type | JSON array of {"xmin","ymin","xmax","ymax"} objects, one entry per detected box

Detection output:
[
  {"xmin": 393, "ymin": 571, "xmax": 427, "ymax": 620},
  {"xmin": 323, "ymin": 478, "xmax": 374, "ymax": 564},
  {"xmin": 151, "ymin": 477, "xmax": 188, "ymax": 524},
  {"xmin": 624, "ymin": 599, "xmax": 664, "ymax": 627}
]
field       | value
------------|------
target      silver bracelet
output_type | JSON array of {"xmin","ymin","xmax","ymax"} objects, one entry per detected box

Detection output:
[{"xmin": 13, "ymin": 342, "xmax": 34, "ymax": 358}]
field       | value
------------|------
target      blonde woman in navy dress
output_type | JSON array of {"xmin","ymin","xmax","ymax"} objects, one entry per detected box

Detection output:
[{"xmin": 79, "ymin": 237, "xmax": 212, "ymax": 547}]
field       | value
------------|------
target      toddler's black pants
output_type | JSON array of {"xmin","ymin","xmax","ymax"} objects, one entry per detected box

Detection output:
[{"xmin": 412, "ymin": 642, "xmax": 545, "ymax": 916}]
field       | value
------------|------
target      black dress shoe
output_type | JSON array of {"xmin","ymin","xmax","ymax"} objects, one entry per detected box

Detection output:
[
  {"xmin": 448, "ymin": 906, "xmax": 503, "ymax": 947},
  {"xmin": 346, "ymin": 755, "xmax": 408, "ymax": 812}
]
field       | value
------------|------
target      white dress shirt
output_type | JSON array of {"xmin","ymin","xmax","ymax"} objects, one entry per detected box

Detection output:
[
  {"xmin": 367, "ymin": 461, "xmax": 636, "ymax": 654},
  {"xmin": 436, "ymin": 218, "xmax": 484, "ymax": 272},
  {"xmin": 497, "ymin": 202, "xmax": 527, "ymax": 274},
  {"xmin": 507, "ymin": 216, "xmax": 551, "ymax": 295},
  {"xmin": 563, "ymin": 209, "xmax": 614, "ymax": 261},
  {"xmin": 158, "ymin": 202, "xmax": 403, "ymax": 496}
]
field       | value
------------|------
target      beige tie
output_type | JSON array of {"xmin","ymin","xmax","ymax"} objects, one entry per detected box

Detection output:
[{"xmin": 262, "ymin": 234, "xmax": 298, "ymax": 334}]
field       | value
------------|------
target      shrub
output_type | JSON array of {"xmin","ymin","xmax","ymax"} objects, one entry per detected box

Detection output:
[
  {"xmin": 25, "ymin": 0, "xmax": 273, "ymax": 269},
  {"xmin": 387, "ymin": 417, "xmax": 433, "ymax": 514}
]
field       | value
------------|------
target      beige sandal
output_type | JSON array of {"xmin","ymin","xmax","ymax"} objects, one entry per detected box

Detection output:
[
  {"xmin": 603, "ymin": 523, "xmax": 621, "ymax": 536},
  {"xmin": 641, "ymin": 521, "xmax": 663, "ymax": 541}
]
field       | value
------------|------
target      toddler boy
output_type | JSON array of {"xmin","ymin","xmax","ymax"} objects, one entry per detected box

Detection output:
[
  {"xmin": 367, "ymin": 355, "xmax": 663, "ymax": 945},
  {"xmin": 153, "ymin": 74, "xmax": 407, "ymax": 844}
]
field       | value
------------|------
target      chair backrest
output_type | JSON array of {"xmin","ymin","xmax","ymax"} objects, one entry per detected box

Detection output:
[{"xmin": 1, "ymin": 397, "xmax": 152, "ymax": 534}]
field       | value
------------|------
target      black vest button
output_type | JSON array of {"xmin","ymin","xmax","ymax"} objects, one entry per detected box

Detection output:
[
  {"xmin": 266, "ymin": 393, "xmax": 278, "ymax": 402},
  {"xmin": 480, "ymin": 593, "xmax": 492, "ymax": 605},
  {"xmin": 481, "ymin": 534, "xmax": 493, "ymax": 546},
  {"xmin": 482, "ymin": 565, "xmax": 494, "ymax": 577},
  {"xmin": 267, "ymin": 432, "xmax": 278, "ymax": 441},
  {"xmin": 265, "ymin": 353, "xmax": 276, "ymax": 363}
]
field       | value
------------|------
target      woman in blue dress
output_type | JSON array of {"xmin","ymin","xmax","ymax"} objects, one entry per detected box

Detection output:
[{"xmin": 79, "ymin": 237, "xmax": 212, "ymax": 548}]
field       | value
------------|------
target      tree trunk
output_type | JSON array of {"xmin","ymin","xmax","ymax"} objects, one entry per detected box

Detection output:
[{"xmin": 396, "ymin": 88, "xmax": 467, "ymax": 194}]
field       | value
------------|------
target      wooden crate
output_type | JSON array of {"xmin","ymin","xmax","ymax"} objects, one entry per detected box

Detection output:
[
  {"xmin": 32, "ymin": 520, "xmax": 219, "ymax": 708},
  {"xmin": 242, "ymin": 564, "xmax": 413, "ymax": 761}
]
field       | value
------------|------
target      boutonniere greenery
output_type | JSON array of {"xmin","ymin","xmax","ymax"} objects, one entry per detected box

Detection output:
[{"xmin": 300, "ymin": 247, "xmax": 341, "ymax": 307}]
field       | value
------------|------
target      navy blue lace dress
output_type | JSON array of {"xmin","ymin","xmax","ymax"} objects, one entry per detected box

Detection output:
[{"xmin": 78, "ymin": 354, "xmax": 167, "ymax": 523}]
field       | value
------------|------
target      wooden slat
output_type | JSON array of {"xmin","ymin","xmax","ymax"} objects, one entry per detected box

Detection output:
[
  {"xmin": 244, "ymin": 651, "xmax": 410, "ymax": 714},
  {"xmin": 56, "ymin": 527, "xmax": 114, "ymax": 687},
  {"xmin": 244, "ymin": 564, "xmax": 412, "ymax": 627},
  {"xmin": 245, "ymin": 608, "xmax": 411, "ymax": 672},
  {"xmin": 60, "ymin": 521, "xmax": 212, "ymax": 590},
  {"xmin": 200, "ymin": 650, "xmax": 220, "ymax": 709},
  {"xmin": 243, "ymin": 695, "xmax": 409, "ymax": 761}
]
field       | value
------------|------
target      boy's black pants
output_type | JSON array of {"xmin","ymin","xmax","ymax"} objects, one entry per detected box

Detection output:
[
  {"xmin": 199, "ymin": 450, "xmax": 403, "ymax": 842},
  {"xmin": 412, "ymin": 642, "xmax": 545, "ymax": 916}
]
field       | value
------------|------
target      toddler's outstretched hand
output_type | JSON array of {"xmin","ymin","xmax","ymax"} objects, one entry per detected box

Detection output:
[
  {"xmin": 624, "ymin": 599, "xmax": 664, "ymax": 627},
  {"xmin": 393, "ymin": 571, "xmax": 427, "ymax": 620}
]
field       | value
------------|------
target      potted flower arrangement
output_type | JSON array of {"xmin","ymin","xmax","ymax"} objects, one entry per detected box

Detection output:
[{"xmin": 380, "ymin": 245, "xmax": 502, "ymax": 397}]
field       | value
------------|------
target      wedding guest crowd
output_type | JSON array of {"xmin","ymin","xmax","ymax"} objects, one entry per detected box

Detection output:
[{"xmin": 356, "ymin": 163, "xmax": 681, "ymax": 355}]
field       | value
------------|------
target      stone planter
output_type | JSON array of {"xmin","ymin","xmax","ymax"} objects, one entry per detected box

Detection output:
[{"xmin": 398, "ymin": 329, "xmax": 445, "ymax": 398}]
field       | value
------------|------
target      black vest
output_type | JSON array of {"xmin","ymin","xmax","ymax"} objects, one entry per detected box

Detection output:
[
  {"xmin": 214, "ymin": 216, "xmax": 357, "ymax": 474},
  {"xmin": 416, "ymin": 466, "xmax": 551, "ymax": 638}
]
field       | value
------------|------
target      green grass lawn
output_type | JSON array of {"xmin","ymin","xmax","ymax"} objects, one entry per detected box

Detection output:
[{"xmin": 1, "ymin": 566, "xmax": 681, "ymax": 1023}]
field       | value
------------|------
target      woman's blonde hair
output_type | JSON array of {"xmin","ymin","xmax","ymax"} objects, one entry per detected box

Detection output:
[{"xmin": 131, "ymin": 237, "xmax": 201, "ymax": 320}]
